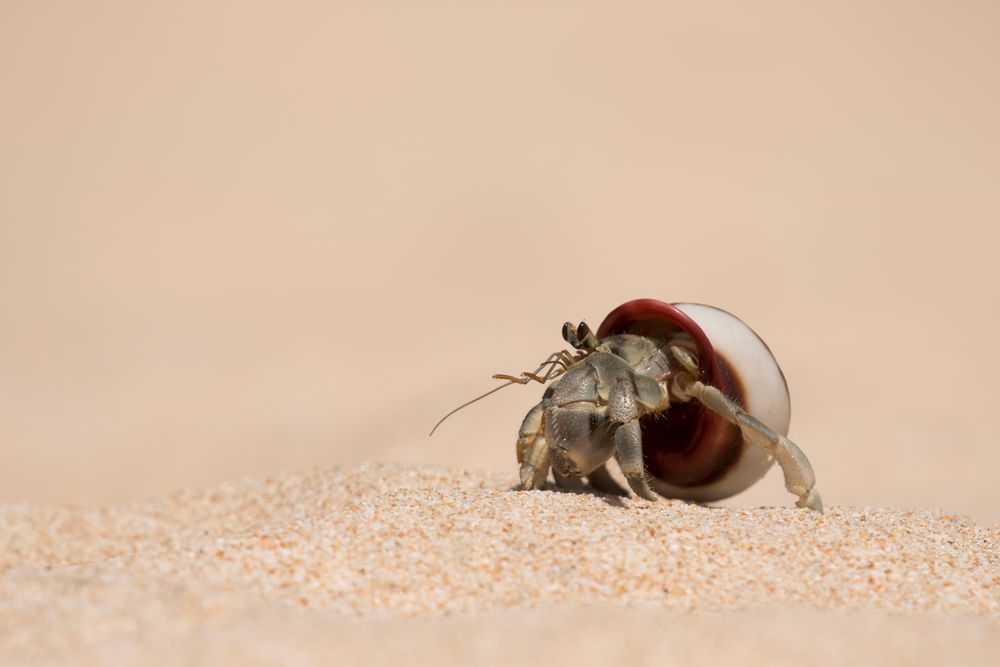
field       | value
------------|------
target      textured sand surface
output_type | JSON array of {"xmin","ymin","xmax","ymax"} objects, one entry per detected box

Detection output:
[{"xmin": 2, "ymin": 464, "xmax": 997, "ymax": 665}]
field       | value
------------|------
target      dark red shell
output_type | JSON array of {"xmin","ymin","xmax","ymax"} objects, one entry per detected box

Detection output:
[{"xmin": 596, "ymin": 299, "xmax": 745, "ymax": 488}]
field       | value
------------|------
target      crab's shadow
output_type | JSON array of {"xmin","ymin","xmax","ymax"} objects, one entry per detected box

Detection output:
[
  {"xmin": 506, "ymin": 484, "xmax": 802, "ymax": 513},
  {"xmin": 507, "ymin": 482, "xmax": 708, "ymax": 510}
]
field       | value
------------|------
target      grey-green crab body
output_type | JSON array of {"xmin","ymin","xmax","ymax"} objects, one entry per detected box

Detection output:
[{"xmin": 517, "ymin": 335, "xmax": 674, "ymax": 500}]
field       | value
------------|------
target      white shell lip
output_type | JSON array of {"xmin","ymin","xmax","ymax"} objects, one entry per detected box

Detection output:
[{"xmin": 651, "ymin": 303, "xmax": 790, "ymax": 502}]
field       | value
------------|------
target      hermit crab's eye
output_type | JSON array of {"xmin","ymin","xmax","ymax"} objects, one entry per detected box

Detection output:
[
  {"xmin": 561, "ymin": 322, "xmax": 574, "ymax": 344},
  {"xmin": 574, "ymin": 322, "xmax": 598, "ymax": 350}
]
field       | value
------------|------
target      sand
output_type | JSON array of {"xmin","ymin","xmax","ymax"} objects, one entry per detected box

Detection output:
[{"xmin": 2, "ymin": 463, "xmax": 997, "ymax": 666}]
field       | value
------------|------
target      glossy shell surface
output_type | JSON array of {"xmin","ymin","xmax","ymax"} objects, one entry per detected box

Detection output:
[{"xmin": 596, "ymin": 299, "xmax": 790, "ymax": 502}]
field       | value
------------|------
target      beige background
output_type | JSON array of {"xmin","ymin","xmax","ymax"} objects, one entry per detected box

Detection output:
[{"xmin": 1, "ymin": 1, "xmax": 998, "ymax": 521}]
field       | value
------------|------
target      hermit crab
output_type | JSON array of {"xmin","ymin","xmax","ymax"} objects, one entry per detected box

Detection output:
[{"xmin": 432, "ymin": 299, "xmax": 822, "ymax": 512}]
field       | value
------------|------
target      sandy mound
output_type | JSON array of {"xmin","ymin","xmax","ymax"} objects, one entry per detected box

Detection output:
[{"xmin": 1, "ymin": 464, "xmax": 997, "ymax": 665}]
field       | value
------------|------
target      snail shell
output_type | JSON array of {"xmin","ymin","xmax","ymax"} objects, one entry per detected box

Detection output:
[{"xmin": 596, "ymin": 299, "xmax": 790, "ymax": 502}]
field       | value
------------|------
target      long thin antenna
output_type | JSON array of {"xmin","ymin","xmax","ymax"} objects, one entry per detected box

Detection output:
[
  {"xmin": 429, "ymin": 349, "xmax": 583, "ymax": 437},
  {"xmin": 428, "ymin": 380, "xmax": 516, "ymax": 436}
]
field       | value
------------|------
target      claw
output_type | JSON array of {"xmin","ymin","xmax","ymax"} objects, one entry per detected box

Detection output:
[
  {"xmin": 625, "ymin": 474, "xmax": 659, "ymax": 502},
  {"xmin": 796, "ymin": 489, "xmax": 824, "ymax": 513}
]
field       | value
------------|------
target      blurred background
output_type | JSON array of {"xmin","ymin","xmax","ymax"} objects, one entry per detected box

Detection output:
[{"xmin": 1, "ymin": 1, "xmax": 997, "ymax": 521}]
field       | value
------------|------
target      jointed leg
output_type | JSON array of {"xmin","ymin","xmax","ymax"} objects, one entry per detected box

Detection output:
[
  {"xmin": 676, "ymin": 376, "xmax": 823, "ymax": 512},
  {"xmin": 516, "ymin": 402, "xmax": 551, "ymax": 490},
  {"xmin": 521, "ymin": 442, "xmax": 550, "ymax": 490},
  {"xmin": 614, "ymin": 421, "xmax": 658, "ymax": 501}
]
